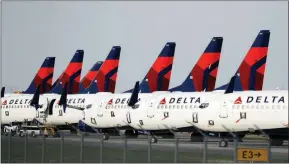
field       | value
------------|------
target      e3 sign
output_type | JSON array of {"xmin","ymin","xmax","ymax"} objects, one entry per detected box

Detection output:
[{"xmin": 237, "ymin": 148, "xmax": 268, "ymax": 162}]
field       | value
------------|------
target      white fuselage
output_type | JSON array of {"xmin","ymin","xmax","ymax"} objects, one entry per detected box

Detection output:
[
  {"xmin": 195, "ymin": 90, "xmax": 288, "ymax": 132},
  {"xmin": 35, "ymin": 93, "xmax": 113, "ymax": 126},
  {"xmin": 126, "ymin": 90, "xmax": 288, "ymax": 133},
  {"xmin": 1, "ymin": 96, "xmax": 49, "ymax": 125},
  {"xmin": 127, "ymin": 92, "xmax": 221, "ymax": 130},
  {"xmin": 81, "ymin": 92, "xmax": 171, "ymax": 129}
]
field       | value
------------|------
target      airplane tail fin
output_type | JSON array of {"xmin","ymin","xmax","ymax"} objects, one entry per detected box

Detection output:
[
  {"xmin": 169, "ymin": 37, "xmax": 223, "ymax": 92},
  {"xmin": 82, "ymin": 46, "xmax": 121, "ymax": 93},
  {"xmin": 23, "ymin": 57, "xmax": 55, "ymax": 94},
  {"xmin": 215, "ymin": 30, "xmax": 270, "ymax": 91},
  {"xmin": 124, "ymin": 42, "xmax": 176, "ymax": 93},
  {"xmin": 49, "ymin": 50, "xmax": 84, "ymax": 94},
  {"xmin": 78, "ymin": 61, "xmax": 103, "ymax": 92}
]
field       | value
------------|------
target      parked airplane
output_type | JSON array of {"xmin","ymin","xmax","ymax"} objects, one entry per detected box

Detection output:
[
  {"xmin": 79, "ymin": 30, "xmax": 271, "ymax": 141},
  {"xmin": 49, "ymin": 42, "xmax": 176, "ymax": 135},
  {"xmin": 1, "ymin": 85, "xmax": 48, "ymax": 127},
  {"xmin": 32, "ymin": 46, "xmax": 121, "ymax": 134},
  {"xmin": 78, "ymin": 37, "xmax": 223, "ymax": 138},
  {"xmin": 124, "ymin": 30, "xmax": 272, "ymax": 142},
  {"xmin": 195, "ymin": 88, "xmax": 288, "ymax": 147}
]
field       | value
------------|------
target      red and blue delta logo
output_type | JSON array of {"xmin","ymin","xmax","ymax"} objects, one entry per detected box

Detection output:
[
  {"xmin": 2, "ymin": 100, "xmax": 7, "ymax": 105},
  {"xmin": 234, "ymin": 97, "xmax": 242, "ymax": 104},
  {"xmin": 107, "ymin": 99, "xmax": 113, "ymax": 105},
  {"xmin": 159, "ymin": 98, "xmax": 166, "ymax": 104}
]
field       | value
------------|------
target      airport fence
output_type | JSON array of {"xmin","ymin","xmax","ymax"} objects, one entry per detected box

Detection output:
[{"xmin": 1, "ymin": 124, "xmax": 287, "ymax": 163}]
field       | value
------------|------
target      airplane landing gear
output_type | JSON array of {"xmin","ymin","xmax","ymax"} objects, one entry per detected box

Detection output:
[
  {"xmin": 270, "ymin": 139, "xmax": 283, "ymax": 146},
  {"xmin": 103, "ymin": 133, "xmax": 109, "ymax": 140},
  {"xmin": 218, "ymin": 139, "xmax": 229, "ymax": 147},
  {"xmin": 190, "ymin": 133, "xmax": 204, "ymax": 142},
  {"xmin": 149, "ymin": 136, "xmax": 158, "ymax": 143}
]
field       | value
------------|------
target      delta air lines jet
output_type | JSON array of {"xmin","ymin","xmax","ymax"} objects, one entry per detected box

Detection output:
[
  {"xmin": 98, "ymin": 30, "xmax": 271, "ymax": 141},
  {"xmin": 78, "ymin": 38, "xmax": 224, "ymax": 138}
]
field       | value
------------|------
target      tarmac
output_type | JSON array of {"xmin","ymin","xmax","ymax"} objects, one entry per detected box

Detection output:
[{"xmin": 1, "ymin": 133, "xmax": 288, "ymax": 163}]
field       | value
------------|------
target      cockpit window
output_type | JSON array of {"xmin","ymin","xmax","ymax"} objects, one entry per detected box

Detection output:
[
  {"xmin": 199, "ymin": 103, "xmax": 209, "ymax": 109},
  {"xmin": 131, "ymin": 104, "xmax": 140, "ymax": 109},
  {"xmin": 86, "ymin": 104, "xmax": 92, "ymax": 109}
]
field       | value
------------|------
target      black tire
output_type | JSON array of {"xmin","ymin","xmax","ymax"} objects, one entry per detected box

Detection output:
[
  {"xmin": 150, "ymin": 137, "xmax": 158, "ymax": 143},
  {"xmin": 19, "ymin": 131, "xmax": 24, "ymax": 137},
  {"xmin": 218, "ymin": 140, "xmax": 228, "ymax": 147},
  {"xmin": 31, "ymin": 131, "xmax": 36, "ymax": 138},
  {"xmin": 103, "ymin": 134, "xmax": 109, "ymax": 140}
]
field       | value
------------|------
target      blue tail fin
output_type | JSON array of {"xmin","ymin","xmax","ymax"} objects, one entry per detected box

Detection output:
[
  {"xmin": 23, "ymin": 57, "xmax": 55, "ymax": 94},
  {"xmin": 214, "ymin": 30, "xmax": 270, "ymax": 91},
  {"xmin": 49, "ymin": 50, "xmax": 84, "ymax": 94},
  {"xmin": 80, "ymin": 46, "xmax": 121, "ymax": 94},
  {"xmin": 78, "ymin": 61, "xmax": 103, "ymax": 93},
  {"xmin": 124, "ymin": 42, "xmax": 176, "ymax": 93},
  {"xmin": 169, "ymin": 37, "xmax": 223, "ymax": 92}
]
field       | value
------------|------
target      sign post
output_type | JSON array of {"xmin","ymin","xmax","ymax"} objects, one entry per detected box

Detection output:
[{"xmin": 237, "ymin": 148, "xmax": 268, "ymax": 162}]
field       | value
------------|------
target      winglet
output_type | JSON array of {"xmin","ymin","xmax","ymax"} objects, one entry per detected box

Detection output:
[
  {"xmin": 30, "ymin": 85, "xmax": 41, "ymax": 110},
  {"xmin": 1, "ymin": 87, "xmax": 5, "ymax": 98},
  {"xmin": 59, "ymin": 83, "xmax": 68, "ymax": 113},
  {"xmin": 224, "ymin": 73, "xmax": 238, "ymax": 94},
  {"xmin": 128, "ymin": 81, "xmax": 140, "ymax": 107}
]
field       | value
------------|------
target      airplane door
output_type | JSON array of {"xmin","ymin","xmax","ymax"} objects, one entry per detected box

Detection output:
[
  {"xmin": 219, "ymin": 101, "xmax": 228, "ymax": 118},
  {"xmin": 38, "ymin": 98, "xmax": 50, "ymax": 118},
  {"xmin": 97, "ymin": 101, "xmax": 106, "ymax": 117},
  {"xmin": 147, "ymin": 99, "xmax": 155, "ymax": 118},
  {"xmin": 192, "ymin": 112, "xmax": 198, "ymax": 123}
]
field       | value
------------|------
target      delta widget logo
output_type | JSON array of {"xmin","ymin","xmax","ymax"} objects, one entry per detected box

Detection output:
[
  {"xmin": 159, "ymin": 98, "xmax": 166, "ymax": 104},
  {"xmin": 234, "ymin": 97, "xmax": 242, "ymax": 104}
]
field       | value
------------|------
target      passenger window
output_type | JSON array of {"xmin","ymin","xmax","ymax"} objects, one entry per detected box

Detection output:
[
  {"xmin": 189, "ymin": 105, "xmax": 192, "ymax": 109},
  {"xmin": 165, "ymin": 105, "xmax": 167, "ymax": 109},
  {"xmin": 261, "ymin": 105, "xmax": 264, "ymax": 109},
  {"xmin": 86, "ymin": 104, "xmax": 92, "ymax": 109},
  {"xmin": 185, "ymin": 105, "xmax": 188, "ymax": 109},
  {"xmin": 199, "ymin": 103, "xmax": 209, "ymax": 109},
  {"xmin": 161, "ymin": 105, "xmax": 164, "ymax": 109},
  {"xmin": 168, "ymin": 105, "xmax": 171, "ymax": 109},
  {"xmin": 172, "ymin": 105, "xmax": 175, "ymax": 109},
  {"xmin": 181, "ymin": 105, "xmax": 183, "ymax": 109}
]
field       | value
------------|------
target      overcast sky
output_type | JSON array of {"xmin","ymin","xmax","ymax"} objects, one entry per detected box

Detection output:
[{"xmin": 1, "ymin": 1, "xmax": 288, "ymax": 93}]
